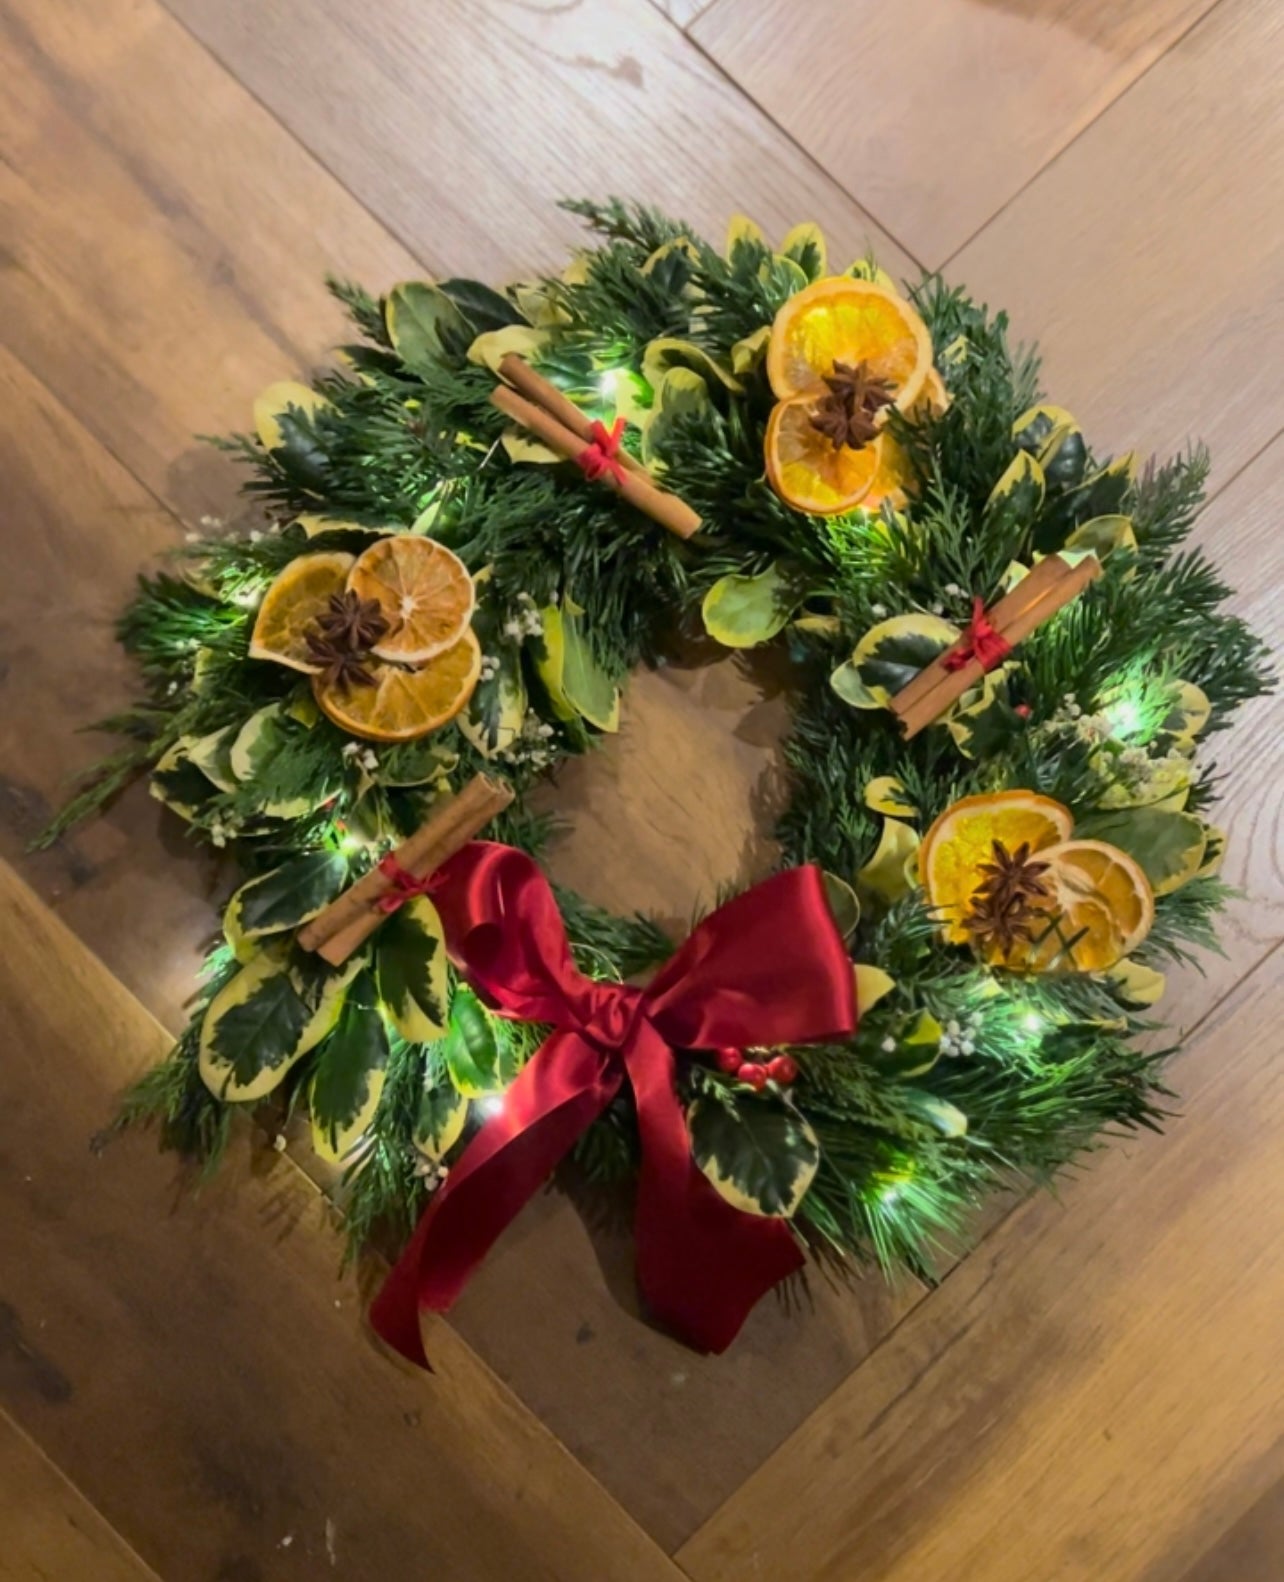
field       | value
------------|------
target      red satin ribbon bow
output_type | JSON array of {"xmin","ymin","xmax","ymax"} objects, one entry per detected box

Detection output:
[
  {"xmin": 370, "ymin": 843, "xmax": 857, "ymax": 1367},
  {"xmin": 943, "ymin": 596, "xmax": 1013, "ymax": 673},
  {"xmin": 374, "ymin": 854, "xmax": 440, "ymax": 914},
  {"xmin": 576, "ymin": 417, "xmax": 628, "ymax": 485}
]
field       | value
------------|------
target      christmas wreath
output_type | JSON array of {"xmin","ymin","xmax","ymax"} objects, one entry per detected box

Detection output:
[{"xmin": 47, "ymin": 199, "xmax": 1270, "ymax": 1363}]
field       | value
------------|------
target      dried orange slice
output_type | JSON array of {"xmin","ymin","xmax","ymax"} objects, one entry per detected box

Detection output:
[
  {"xmin": 862, "ymin": 431, "xmax": 916, "ymax": 512},
  {"xmin": 1031, "ymin": 840, "xmax": 1155, "ymax": 968},
  {"xmin": 248, "ymin": 551, "xmax": 354, "ymax": 672},
  {"xmin": 313, "ymin": 630, "xmax": 481, "ymax": 742},
  {"xmin": 767, "ymin": 279, "xmax": 933, "ymax": 410},
  {"xmin": 765, "ymin": 395, "xmax": 880, "ymax": 515},
  {"xmin": 920, "ymin": 791, "xmax": 1074, "ymax": 944},
  {"xmin": 347, "ymin": 535, "xmax": 475, "ymax": 664}
]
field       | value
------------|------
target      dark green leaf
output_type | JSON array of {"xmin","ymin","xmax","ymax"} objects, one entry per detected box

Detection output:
[
  {"xmin": 438, "ymin": 277, "xmax": 527, "ymax": 333},
  {"xmin": 442, "ymin": 984, "xmax": 500, "ymax": 1097},
  {"xmin": 234, "ymin": 851, "xmax": 348, "ymax": 938},
  {"xmin": 688, "ymin": 1094, "xmax": 820, "ymax": 1218}
]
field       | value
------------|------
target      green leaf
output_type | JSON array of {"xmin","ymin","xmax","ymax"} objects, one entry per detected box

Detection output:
[
  {"xmin": 375, "ymin": 896, "xmax": 449, "ymax": 1044},
  {"xmin": 701, "ymin": 564, "xmax": 798, "ymax": 648},
  {"xmin": 779, "ymin": 222, "xmax": 828, "ymax": 281},
  {"xmin": 229, "ymin": 851, "xmax": 348, "ymax": 940},
  {"xmin": 198, "ymin": 949, "xmax": 355, "ymax": 1102},
  {"xmin": 946, "ymin": 668, "xmax": 1020, "ymax": 760},
  {"xmin": 385, "ymin": 281, "xmax": 471, "ymax": 374},
  {"xmin": 688, "ymin": 1094, "xmax": 820, "ymax": 1218},
  {"xmin": 441, "ymin": 985, "xmax": 501, "ymax": 1097},
  {"xmin": 437, "ymin": 277, "xmax": 526, "ymax": 333},
  {"xmin": 1033, "ymin": 454, "xmax": 1135, "ymax": 553},
  {"xmin": 834, "ymin": 614, "xmax": 959, "ymax": 709},
  {"xmin": 1012, "ymin": 404, "xmax": 1086, "ymax": 489},
  {"xmin": 1063, "ymin": 515, "xmax": 1136, "ymax": 558},
  {"xmin": 374, "ymin": 739, "xmax": 459, "ymax": 788},
  {"xmin": 870, "ymin": 1010, "xmax": 942, "ymax": 1077},
  {"xmin": 1075, "ymin": 807, "xmax": 1207, "ymax": 897},
  {"xmin": 308, "ymin": 971, "xmax": 390, "ymax": 1163},
  {"xmin": 251, "ymin": 381, "xmax": 331, "ymax": 494},
  {"xmin": 459, "ymin": 648, "xmax": 527, "ymax": 758},
  {"xmin": 467, "ymin": 324, "xmax": 550, "ymax": 375},
  {"xmin": 414, "ymin": 1082, "xmax": 468, "ymax": 1163}
]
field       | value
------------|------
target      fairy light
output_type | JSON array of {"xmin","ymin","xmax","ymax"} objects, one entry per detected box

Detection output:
[
  {"xmin": 1020, "ymin": 1010, "xmax": 1046, "ymax": 1037},
  {"xmin": 479, "ymin": 1093, "xmax": 506, "ymax": 1118},
  {"xmin": 1103, "ymin": 694, "xmax": 1145, "ymax": 742},
  {"xmin": 597, "ymin": 368, "xmax": 620, "ymax": 402}
]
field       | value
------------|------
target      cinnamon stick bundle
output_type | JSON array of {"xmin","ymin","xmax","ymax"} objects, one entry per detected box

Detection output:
[
  {"xmin": 298, "ymin": 773, "xmax": 514, "ymax": 967},
  {"xmin": 492, "ymin": 354, "xmax": 702, "ymax": 540},
  {"xmin": 890, "ymin": 554, "xmax": 1101, "ymax": 739}
]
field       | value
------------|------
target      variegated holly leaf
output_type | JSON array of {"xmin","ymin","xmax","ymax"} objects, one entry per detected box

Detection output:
[
  {"xmin": 946, "ymin": 668, "xmax": 1020, "ymax": 760},
  {"xmin": 984, "ymin": 450, "xmax": 1046, "ymax": 536},
  {"xmin": 856, "ymin": 817, "xmax": 921, "ymax": 904},
  {"xmin": 229, "ymin": 703, "xmax": 334, "ymax": 820},
  {"xmin": 438, "ymin": 277, "xmax": 526, "ymax": 334},
  {"xmin": 1064, "ymin": 515, "xmax": 1136, "ymax": 558},
  {"xmin": 374, "ymin": 738, "xmax": 459, "ymax": 788},
  {"xmin": 185, "ymin": 726, "xmax": 239, "ymax": 793},
  {"xmin": 1108, "ymin": 958, "xmax": 1167, "ymax": 1008},
  {"xmin": 730, "ymin": 325, "xmax": 771, "ymax": 376},
  {"xmin": 821, "ymin": 873, "xmax": 860, "ymax": 939},
  {"xmin": 385, "ymin": 281, "xmax": 471, "ymax": 374},
  {"xmin": 640, "ymin": 367, "xmax": 712, "ymax": 469},
  {"xmin": 725, "ymin": 212, "xmax": 767, "ymax": 266},
  {"xmin": 226, "ymin": 851, "xmax": 348, "ymax": 941},
  {"xmin": 688, "ymin": 1094, "xmax": 820, "ymax": 1218},
  {"xmin": 701, "ymin": 564, "xmax": 799, "ymax": 649},
  {"xmin": 868, "ymin": 1010, "xmax": 943, "ymax": 1078},
  {"xmin": 414, "ymin": 1082, "xmax": 468, "ymax": 1163},
  {"xmin": 831, "ymin": 614, "xmax": 959, "ymax": 709},
  {"xmin": 1012, "ymin": 404, "xmax": 1087, "ymax": 490},
  {"xmin": 533, "ymin": 600, "xmax": 619, "ymax": 732},
  {"xmin": 1156, "ymin": 681, "xmax": 1212, "ymax": 753},
  {"xmin": 441, "ymin": 985, "xmax": 501, "ymax": 1097},
  {"xmin": 467, "ymin": 324, "xmax": 550, "ymax": 375},
  {"xmin": 779, "ymin": 222, "xmax": 828, "ymax": 281},
  {"xmin": 899, "ymin": 1090, "xmax": 969, "ymax": 1137},
  {"xmin": 375, "ymin": 896, "xmax": 449, "ymax": 1045},
  {"xmin": 150, "ymin": 742, "xmax": 221, "ymax": 823},
  {"xmin": 198, "ymin": 948, "xmax": 358, "ymax": 1103},
  {"xmin": 1032, "ymin": 453, "xmax": 1135, "ymax": 553},
  {"xmin": 1076, "ymin": 806, "xmax": 1208, "ymax": 896},
  {"xmin": 309, "ymin": 971, "xmax": 390, "ymax": 1163},
  {"xmin": 864, "ymin": 776, "xmax": 918, "ymax": 818},
  {"xmin": 853, "ymin": 963, "xmax": 897, "ymax": 1011},
  {"xmin": 459, "ymin": 649, "xmax": 527, "ymax": 758},
  {"xmin": 252, "ymin": 382, "xmax": 331, "ymax": 495},
  {"xmin": 641, "ymin": 338, "xmax": 741, "ymax": 396}
]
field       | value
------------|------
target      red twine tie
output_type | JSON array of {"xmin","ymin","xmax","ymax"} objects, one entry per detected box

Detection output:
[
  {"xmin": 576, "ymin": 417, "xmax": 628, "ymax": 485},
  {"xmin": 943, "ymin": 596, "xmax": 1013, "ymax": 673},
  {"xmin": 374, "ymin": 854, "xmax": 440, "ymax": 914}
]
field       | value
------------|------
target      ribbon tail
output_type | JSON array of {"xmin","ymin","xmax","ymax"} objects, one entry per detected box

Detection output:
[
  {"xmin": 626, "ymin": 1023, "xmax": 805, "ymax": 1353},
  {"xmin": 370, "ymin": 1030, "xmax": 618, "ymax": 1368}
]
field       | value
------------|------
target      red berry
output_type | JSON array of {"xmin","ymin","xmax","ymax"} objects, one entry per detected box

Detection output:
[
  {"xmin": 715, "ymin": 1047, "xmax": 742, "ymax": 1074},
  {"xmin": 767, "ymin": 1054, "xmax": 799, "ymax": 1085},
  {"xmin": 737, "ymin": 1062, "xmax": 768, "ymax": 1091},
  {"xmin": 1014, "ymin": 703, "xmax": 1032, "ymax": 720}
]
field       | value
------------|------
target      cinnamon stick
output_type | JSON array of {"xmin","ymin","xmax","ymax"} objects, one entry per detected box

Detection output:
[
  {"xmin": 298, "ymin": 773, "xmax": 514, "ymax": 967},
  {"xmin": 891, "ymin": 555, "xmax": 1101, "ymax": 739},
  {"xmin": 491, "ymin": 382, "xmax": 702, "ymax": 541},
  {"xmin": 498, "ymin": 354, "xmax": 649, "ymax": 480}
]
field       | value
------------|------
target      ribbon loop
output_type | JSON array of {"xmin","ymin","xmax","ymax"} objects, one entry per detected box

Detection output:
[
  {"xmin": 370, "ymin": 843, "xmax": 858, "ymax": 1368},
  {"xmin": 943, "ymin": 595, "xmax": 1013, "ymax": 674},
  {"xmin": 576, "ymin": 416, "xmax": 628, "ymax": 485}
]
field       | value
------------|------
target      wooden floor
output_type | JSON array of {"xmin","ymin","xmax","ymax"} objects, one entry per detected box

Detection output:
[{"xmin": 1, "ymin": 0, "xmax": 1282, "ymax": 1576}]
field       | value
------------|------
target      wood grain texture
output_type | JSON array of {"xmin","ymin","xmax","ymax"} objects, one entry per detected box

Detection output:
[
  {"xmin": 161, "ymin": 0, "xmax": 916, "ymax": 281},
  {"xmin": 692, "ymin": 0, "xmax": 1217, "ymax": 267},
  {"xmin": 0, "ymin": 857, "xmax": 685, "ymax": 1582},
  {"xmin": 0, "ymin": 1411, "xmax": 161, "ymax": 1582},
  {"xmin": 948, "ymin": 0, "xmax": 1284, "ymax": 483},
  {"xmin": 0, "ymin": 0, "xmax": 418, "ymax": 521},
  {"xmin": 679, "ymin": 945, "xmax": 1284, "ymax": 1582},
  {"xmin": 648, "ymin": 0, "xmax": 716, "ymax": 29}
]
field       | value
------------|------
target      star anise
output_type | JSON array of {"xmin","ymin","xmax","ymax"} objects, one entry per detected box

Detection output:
[
  {"xmin": 808, "ymin": 361, "xmax": 895, "ymax": 450},
  {"xmin": 304, "ymin": 632, "xmax": 379, "ymax": 691},
  {"xmin": 962, "ymin": 840, "xmax": 1054, "ymax": 957},
  {"xmin": 311, "ymin": 589, "xmax": 390, "ymax": 650}
]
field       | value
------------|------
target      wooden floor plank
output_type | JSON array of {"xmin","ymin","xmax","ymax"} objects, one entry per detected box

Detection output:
[
  {"xmin": 691, "ymin": 0, "xmax": 1217, "ymax": 267},
  {"xmin": 0, "ymin": 0, "xmax": 419, "ymax": 521},
  {"xmin": 678, "ymin": 944, "xmax": 1284, "ymax": 1582},
  {"xmin": 947, "ymin": 0, "xmax": 1284, "ymax": 485},
  {"xmin": 649, "ymin": 0, "xmax": 717, "ymax": 29},
  {"xmin": 0, "ymin": 1410, "xmax": 161, "ymax": 1582},
  {"xmin": 160, "ymin": 0, "xmax": 917, "ymax": 280},
  {"xmin": 0, "ymin": 857, "xmax": 685, "ymax": 1582}
]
